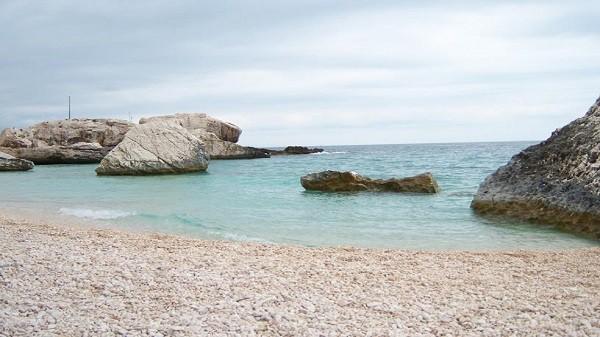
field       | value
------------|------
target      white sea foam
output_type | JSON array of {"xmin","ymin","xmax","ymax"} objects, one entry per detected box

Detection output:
[
  {"xmin": 211, "ymin": 231, "xmax": 274, "ymax": 244},
  {"xmin": 311, "ymin": 151, "xmax": 348, "ymax": 155},
  {"xmin": 59, "ymin": 207, "xmax": 135, "ymax": 220}
]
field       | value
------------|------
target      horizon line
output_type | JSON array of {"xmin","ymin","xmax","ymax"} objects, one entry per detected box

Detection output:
[{"xmin": 261, "ymin": 140, "xmax": 539, "ymax": 148}]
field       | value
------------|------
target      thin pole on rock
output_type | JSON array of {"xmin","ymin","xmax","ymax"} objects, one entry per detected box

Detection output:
[{"xmin": 68, "ymin": 96, "xmax": 71, "ymax": 120}]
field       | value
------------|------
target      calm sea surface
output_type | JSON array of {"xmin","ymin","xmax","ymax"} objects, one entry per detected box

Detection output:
[{"xmin": 1, "ymin": 142, "xmax": 598, "ymax": 250}]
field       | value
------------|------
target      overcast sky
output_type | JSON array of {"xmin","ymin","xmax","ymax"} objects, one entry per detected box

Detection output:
[{"xmin": 1, "ymin": 0, "xmax": 599, "ymax": 146}]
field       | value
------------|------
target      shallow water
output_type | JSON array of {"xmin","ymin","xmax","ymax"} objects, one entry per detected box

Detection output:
[{"xmin": 1, "ymin": 142, "xmax": 598, "ymax": 250}]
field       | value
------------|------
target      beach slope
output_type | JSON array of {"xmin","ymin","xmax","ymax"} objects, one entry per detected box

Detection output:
[{"xmin": 1, "ymin": 216, "xmax": 598, "ymax": 336}]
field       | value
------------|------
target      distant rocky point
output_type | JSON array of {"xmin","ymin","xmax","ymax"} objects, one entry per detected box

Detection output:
[
  {"xmin": 266, "ymin": 146, "xmax": 324, "ymax": 156},
  {"xmin": 0, "ymin": 151, "xmax": 34, "ymax": 171},
  {"xmin": 472, "ymin": 95, "xmax": 600, "ymax": 239},
  {"xmin": 0, "ymin": 119, "xmax": 133, "ymax": 164},
  {"xmin": 301, "ymin": 171, "xmax": 439, "ymax": 193}
]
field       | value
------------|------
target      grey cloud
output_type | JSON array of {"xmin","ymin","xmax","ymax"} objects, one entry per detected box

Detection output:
[{"xmin": 1, "ymin": 0, "xmax": 599, "ymax": 146}]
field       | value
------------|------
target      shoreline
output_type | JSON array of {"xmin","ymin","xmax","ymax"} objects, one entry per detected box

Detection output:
[
  {"xmin": 1, "ymin": 213, "xmax": 599, "ymax": 336},
  {"xmin": 3, "ymin": 205, "xmax": 598, "ymax": 253}
]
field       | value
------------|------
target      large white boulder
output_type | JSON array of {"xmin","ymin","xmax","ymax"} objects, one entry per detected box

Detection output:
[{"xmin": 95, "ymin": 123, "xmax": 209, "ymax": 176}]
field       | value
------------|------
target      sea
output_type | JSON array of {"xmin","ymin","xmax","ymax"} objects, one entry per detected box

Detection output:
[{"xmin": 1, "ymin": 142, "xmax": 598, "ymax": 250}]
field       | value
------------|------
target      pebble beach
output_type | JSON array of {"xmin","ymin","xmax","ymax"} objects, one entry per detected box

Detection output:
[{"xmin": 1, "ymin": 215, "xmax": 599, "ymax": 336}]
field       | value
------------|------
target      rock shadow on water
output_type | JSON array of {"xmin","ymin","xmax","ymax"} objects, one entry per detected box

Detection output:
[{"xmin": 471, "ymin": 210, "xmax": 600, "ymax": 244}]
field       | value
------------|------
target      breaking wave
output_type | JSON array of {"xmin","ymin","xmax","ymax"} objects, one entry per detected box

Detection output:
[
  {"xmin": 59, "ymin": 207, "xmax": 136, "ymax": 220},
  {"xmin": 311, "ymin": 151, "xmax": 348, "ymax": 155}
]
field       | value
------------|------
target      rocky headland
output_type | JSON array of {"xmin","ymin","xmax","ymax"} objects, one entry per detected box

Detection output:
[
  {"xmin": 139, "ymin": 113, "xmax": 270, "ymax": 159},
  {"xmin": 472, "ymin": 96, "xmax": 600, "ymax": 239},
  {"xmin": 301, "ymin": 171, "xmax": 439, "ymax": 193},
  {"xmin": 0, "ymin": 119, "xmax": 133, "ymax": 164},
  {"xmin": 0, "ymin": 113, "xmax": 271, "ymax": 165}
]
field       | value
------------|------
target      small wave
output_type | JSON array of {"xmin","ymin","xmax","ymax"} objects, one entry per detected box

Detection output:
[
  {"xmin": 59, "ymin": 207, "xmax": 136, "ymax": 220},
  {"xmin": 209, "ymin": 231, "xmax": 273, "ymax": 244},
  {"xmin": 311, "ymin": 151, "xmax": 348, "ymax": 155}
]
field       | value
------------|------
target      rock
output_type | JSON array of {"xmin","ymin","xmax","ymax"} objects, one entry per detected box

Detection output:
[
  {"xmin": 0, "ymin": 119, "xmax": 133, "ymax": 164},
  {"xmin": 140, "ymin": 113, "xmax": 269, "ymax": 159},
  {"xmin": 471, "ymin": 96, "xmax": 600, "ymax": 239},
  {"xmin": 139, "ymin": 113, "xmax": 241, "ymax": 143},
  {"xmin": 95, "ymin": 123, "xmax": 209, "ymax": 176},
  {"xmin": 190, "ymin": 130, "xmax": 270, "ymax": 159},
  {"xmin": 266, "ymin": 146, "xmax": 324, "ymax": 155},
  {"xmin": 1, "ymin": 143, "xmax": 112, "ymax": 164},
  {"xmin": 301, "ymin": 171, "xmax": 439, "ymax": 193},
  {"xmin": 0, "ymin": 151, "xmax": 34, "ymax": 171}
]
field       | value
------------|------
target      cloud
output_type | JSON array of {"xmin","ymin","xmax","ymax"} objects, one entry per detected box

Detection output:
[{"xmin": 0, "ymin": 0, "xmax": 599, "ymax": 146}]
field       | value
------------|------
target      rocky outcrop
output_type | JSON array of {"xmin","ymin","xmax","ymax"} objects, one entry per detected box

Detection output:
[
  {"xmin": 471, "ymin": 96, "xmax": 600, "ymax": 239},
  {"xmin": 139, "ymin": 113, "xmax": 241, "ymax": 143},
  {"xmin": 267, "ymin": 146, "xmax": 324, "ymax": 155},
  {"xmin": 0, "ymin": 119, "xmax": 133, "ymax": 164},
  {"xmin": 191, "ymin": 131, "xmax": 270, "ymax": 159},
  {"xmin": 96, "ymin": 123, "xmax": 209, "ymax": 176},
  {"xmin": 139, "ymin": 113, "xmax": 269, "ymax": 159},
  {"xmin": 0, "ymin": 151, "xmax": 34, "ymax": 171},
  {"xmin": 301, "ymin": 171, "xmax": 439, "ymax": 193}
]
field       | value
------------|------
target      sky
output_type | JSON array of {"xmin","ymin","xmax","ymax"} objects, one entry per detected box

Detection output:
[{"xmin": 1, "ymin": 0, "xmax": 599, "ymax": 147}]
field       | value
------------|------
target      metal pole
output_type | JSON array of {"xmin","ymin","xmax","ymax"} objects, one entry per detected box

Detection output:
[{"xmin": 68, "ymin": 96, "xmax": 71, "ymax": 120}]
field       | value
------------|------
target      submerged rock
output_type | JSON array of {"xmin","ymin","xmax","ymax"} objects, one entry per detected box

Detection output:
[
  {"xmin": 301, "ymin": 171, "xmax": 439, "ymax": 193},
  {"xmin": 139, "ymin": 113, "xmax": 269, "ymax": 159},
  {"xmin": 471, "ymin": 96, "xmax": 600, "ymax": 239},
  {"xmin": 96, "ymin": 123, "xmax": 209, "ymax": 176},
  {"xmin": 0, "ymin": 151, "xmax": 34, "ymax": 171},
  {"xmin": 0, "ymin": 119, "xmax": 133, "ymax": 164},
  {"xmin": 267, "ymin": 146, "xmax": 324, "ymax": 155}
]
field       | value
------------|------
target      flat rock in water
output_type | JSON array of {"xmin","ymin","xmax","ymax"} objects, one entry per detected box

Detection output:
[
  {"xmin": 0, "ymin": 119, "xmax": 133, "ymax": 164},
  {"xmin": 95, "ymin": 123, "xmax": 209, "ymax": 176},
  {"xmin": 267, "ymin": 146, "xmax": 324, "ymax": 155},
  {"xmin": 0, "ymin": 151, "xmax": 34, "ymax": 171},
  {"xmin": 472, "ymin": 95, "xmax": 600, "ymax": 239},
  {"xmin": 301, "ymin": 170, "xmax": 439, "ymax": 193}
]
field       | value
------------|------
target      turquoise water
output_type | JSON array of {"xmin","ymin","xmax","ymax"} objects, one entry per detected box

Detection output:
[{"xmin": 1, "ymin": 142, "xmax": 598, "ymax": 250}]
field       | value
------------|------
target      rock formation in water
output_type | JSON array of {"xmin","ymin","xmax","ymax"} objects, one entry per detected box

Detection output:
[
  {"xmin": 471, "ymin": 96, "xmax": 600, "ymax": 239},
  {"xmin": 95, "ymin": 123, "xmax": 209, "ymax": 175},
  {"xmin": 301, "ymin": 171, "xmax": 439, "ymax": 193},
  {"xmin": 266, "ymin": 146, "xmax": 324, "ymax": 155},
  {"xmin": 139, "ymin": 113, "xmax": 269, "ymax": 159},
  {"xmin": 0, "ymin": 119, "xmax": 133, "ymax": 164},
  {"xmin": 139, "ymin": 113, "xmax": 241, "ymax": 143},
  {"xmin": 0, "ymin": 151, "xmax": 34, "ymax": 171},
  {"xmin": 192, "ymin": 131, "xmax": 270, "ymax": 159}
]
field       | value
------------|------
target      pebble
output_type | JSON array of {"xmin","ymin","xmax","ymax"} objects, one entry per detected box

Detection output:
[{"xmin": 1, "ymin": 216, "xmax": 599, "ymax": 336}]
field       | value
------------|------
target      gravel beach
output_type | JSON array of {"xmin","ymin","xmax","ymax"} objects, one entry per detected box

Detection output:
[{"xmin": 1, "ymin": 215, "xmax": 599, "ymax": 337}]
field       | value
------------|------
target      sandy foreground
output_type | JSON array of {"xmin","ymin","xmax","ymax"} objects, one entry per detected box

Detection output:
[{"xmin": 0, "ymin": 215, "xmax": 599, "ymax": 337}]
